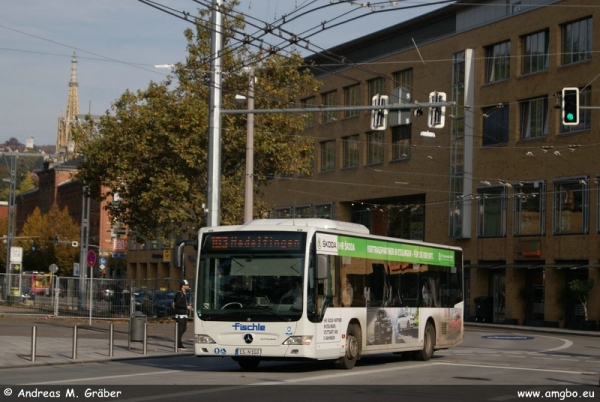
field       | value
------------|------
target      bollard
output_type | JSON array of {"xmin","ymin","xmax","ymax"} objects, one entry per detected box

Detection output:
[
  {"xmin": 143, "ymin": 322, "xmax": 147, "ymax": 355},
  {"xmin": 31, "ymin": 326, "xmax": 37, "ymax": 363},
  {"xmin": 72, "ymin": 325, "xmax": 78, "ymax": 360},
  {"xmin": 109, "ymin": 324, "xmax": 114, "ymax": 358},
  {"xmin": 174, "ymin": 321, "xmax": 178, "ymax": 353}
]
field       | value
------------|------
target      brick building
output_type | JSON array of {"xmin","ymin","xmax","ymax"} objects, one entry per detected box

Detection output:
[
  {"xmin": 16, "ymin": 158, "xmax": 114, "ymax": 266},
  {"xmin": 261, "ymin": 0, "xmax": 600, "ymax": 328}
]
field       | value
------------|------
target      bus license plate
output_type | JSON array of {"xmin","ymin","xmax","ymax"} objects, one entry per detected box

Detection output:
[{"xmin": 236, "ymin": 348, "xmax": 261, "ymax": 356}]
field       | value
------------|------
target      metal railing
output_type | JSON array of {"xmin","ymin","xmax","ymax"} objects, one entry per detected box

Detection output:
[{"xmin": 0, "ymin": 274, "xmax": 182, "ymax": 319}]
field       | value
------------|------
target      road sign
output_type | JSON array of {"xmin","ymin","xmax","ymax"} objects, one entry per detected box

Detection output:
[
  {"xmin": 10, "ymin": 247, "xmax": 23, "ymax": 263},
  {"xmin": 49, "ymin": 263, "xmax": 58, "ymax": 274},
  {"xmin": 86, "ymin": 250, "xmax": 97, "ymax": 267},
  {"xmin": 73, "ymin": 263, "xmax": 80, "ymax": 277},
  {"xmin": 99, "ymin": 257, "xmax": 106, "ymax": 265}
]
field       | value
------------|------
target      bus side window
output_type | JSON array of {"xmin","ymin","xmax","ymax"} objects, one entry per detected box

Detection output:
[{"xmin": 316, "ymin": 254, "xmax": 336, "ymax": 319}]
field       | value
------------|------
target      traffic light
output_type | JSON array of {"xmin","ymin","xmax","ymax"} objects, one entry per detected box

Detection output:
[
  {"xmin": 562, "ymin": 87, "xmax": 579, "ymax": 126},
  {"xmin": 54, "ymin": 235, "xmax": 59, "ymax": 245},
  {"xmin": 370, "ymin": 94, "xmax": 388, "ymax": 131},
  {"xmin": 428, "ymin": 91, "xmax": 446, "ymax": 129}
]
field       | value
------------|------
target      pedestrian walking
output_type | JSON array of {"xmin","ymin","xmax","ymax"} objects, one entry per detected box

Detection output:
[{"xmin": 174, "ymin": 279, "xmax": 192, "ymax": 349}]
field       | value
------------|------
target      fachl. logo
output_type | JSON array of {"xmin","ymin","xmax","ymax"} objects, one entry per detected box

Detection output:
[{"xmin": 232, "ymin": 323, "xmax": 266, "ymax": 331}]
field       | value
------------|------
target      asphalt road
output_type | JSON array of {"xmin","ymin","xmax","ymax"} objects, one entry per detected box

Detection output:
[{"xmin": 1, "ymin": 325, "xmax": 598, "ymax": 402}]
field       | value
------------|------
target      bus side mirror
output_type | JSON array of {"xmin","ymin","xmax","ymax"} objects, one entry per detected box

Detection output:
[
  {"xmin": 172, "ymin": 240, "xmax": 197, "ymax": 268},
  {"xmin": 317, "ymin": 255, "xmax": 328, "ymax": 280}
]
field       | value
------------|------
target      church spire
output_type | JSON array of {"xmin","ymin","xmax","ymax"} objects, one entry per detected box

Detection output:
[{"xmin": 56, "ymin": 51, "xmax": 80, "ymax": 158}]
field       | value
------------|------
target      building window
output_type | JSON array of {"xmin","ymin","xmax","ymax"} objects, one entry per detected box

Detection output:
[
  {"xmin": 520, "ymin": 96, "xmax": 547, "ymax": 139},
  {"xmin": 485, "ymin": 41, "xmax": 510, "ymax": 83},
  {"xmin": 561, "ymin": 87, "xmax": 591, "ymax": 134},
  {"xmin": 391, "ymin": 125, "xmax": 411, "ymax": 160},
  {"xmin": 477, "ymin": 186, "xmax": 506, "ymax": 237},
  {"xmin": 320, "ymin": 140, "xmax": 336, "ymax": 172},
  {"xmin": 522, "ymin": 30, "xmax": 548, "ymax": 75},
  {"xmin": 301, "ymin": 97, "xmax": 316, "ymax": 127},
  {"xmin": 321, "ymin": 91, "xmax": 337, "ymax": 123},
  {"xmin": 366, "ymin": 131, "xmax": 384, "ymax": 164},
  {"xmin": 368, "ymin": 77, "xmax": 386, "ymax": 100},
  {"xmin": 295, "ymin": 205, "xmax": 311, "ymax": 218},
  {"xmin": 393, "ymin": 69, "xmax": 413, "ymax": 94},
  {"xmin": 562, "ymin": 17, "xmax": 592, "ymax": 65},
  {"xmin": 507, "ymin": 0, "xmax": 521, "ymax": 14},
  {"xmin": 553, "ymin": 178, "xmax": 589, "ymax": 235},
  {"xmin": 482, "ymin": 104, "xmax": 508, "ymax": 145},
  {"xmin": 449, "ymin": 51, "xmax": 467, "ymax": 239},
  {"xmin": 597, "ymin": 175, "xmax": 600, "ymax": 234},
  {"xmin": 514, "ymin": 181, "xmax": 546, "ymax": 236},
  {"xmin": 274, "ymin": 207, "xmax": 291, "ymax": 218},
  {"xmin": 316, "ymin": 203, "xmax": 333, "ymax": 219},
  {"xmin": 342, "ymin": 135, "xmax": 359, "ymax": 168},
  {"xmin": 344, "ymin": 84, "xmax": 360, "ymax": 118}
]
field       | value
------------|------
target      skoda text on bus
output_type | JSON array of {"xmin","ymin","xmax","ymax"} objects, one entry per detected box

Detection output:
[{"xmin": 174, "ymin": 219, "xmax": 464, "ymax": 370}]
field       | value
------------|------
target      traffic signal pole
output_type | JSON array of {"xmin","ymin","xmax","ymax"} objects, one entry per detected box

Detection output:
[{"xmin": 221, "ymin": 101, "xmax": 456, "ymax": 115}]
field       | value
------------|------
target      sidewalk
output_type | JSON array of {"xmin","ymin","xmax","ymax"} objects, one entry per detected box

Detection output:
[
  {"xmin": 1, "ymin": 315, "xmax": 598, "ymax": 369},
  {"xmin": 0, "ymin": 315, "xmax": 192, "ymax": 369}
]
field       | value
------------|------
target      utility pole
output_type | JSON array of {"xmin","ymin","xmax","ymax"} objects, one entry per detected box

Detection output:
[
  {"xmin": 244, "ymin": 68, "xmax": 254, "ymax": 223},
  {"xmin": 206, "ymin": 0, "xmax": 223, "ymax": 228}
]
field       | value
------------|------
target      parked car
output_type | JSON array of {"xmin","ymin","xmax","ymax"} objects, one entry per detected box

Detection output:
[
  {"xmin": 141, "ymin": 290, "xmax": 175, "ymax": 317},
  {"xmin": 397, "ymin": 310, "xmax": 414, "ymax": 331},
  {"xmin": 133, "ymin": 289, "xmax": 145, "ymax": 311},
  {"xmin": 97, "ymin": 286, "xmax": 113, "ymax": 301},
  {"xmin": 20, "ymin": 285, "xmax": 35, "ymax": 302}
]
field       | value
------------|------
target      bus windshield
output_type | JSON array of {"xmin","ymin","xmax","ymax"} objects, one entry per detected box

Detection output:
[{"xmin": 195, "ymin": 231, "xmax": 308, "ymax": 322}]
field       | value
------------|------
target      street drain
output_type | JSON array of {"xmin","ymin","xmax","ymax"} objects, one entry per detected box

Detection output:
[{"xmin": 452, "ymin": 377, "xmax": 491, "ymax": 381}]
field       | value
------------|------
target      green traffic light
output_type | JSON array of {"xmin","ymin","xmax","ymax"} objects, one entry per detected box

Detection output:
[{"xmin": 566, "ymin": 112, "xmax": 575, "ymax": 121}]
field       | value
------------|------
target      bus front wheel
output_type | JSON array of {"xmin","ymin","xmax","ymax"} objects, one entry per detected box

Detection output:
[
  {"xmin": 335, "ymin": 323, "xmax": 361, "ymax": 369},
  {"xmin": 234, "ymin": 356, "xmax": 261, "ymax": 371},
  {"xmin": 414, "ymin": 321, "xmax": 435, "ymax": 361}
]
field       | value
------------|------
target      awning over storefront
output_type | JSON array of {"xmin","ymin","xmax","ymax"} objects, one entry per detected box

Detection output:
[
  {"xmin": 543, "ymin": 263, "xmax": 587, "ymax": 270},
  {"xmin": 502, "ymin": 263, "xmax": 543, "ymax": 269},
  {"xmin": 464, "ymin": 263, "xmax": 503, "ymax": 270}
]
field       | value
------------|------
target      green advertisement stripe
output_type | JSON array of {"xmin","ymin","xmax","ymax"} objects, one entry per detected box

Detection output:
[{"xmin": 336, "ymin": 236, "xmax": 455, "ymax": 267}]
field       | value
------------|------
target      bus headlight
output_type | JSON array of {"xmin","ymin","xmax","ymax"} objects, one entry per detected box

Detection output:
[
  {"xmin": 195, "ymin": 334, "xmax": 216, "ymax": 344},
  {"xmin": 283, "ymin": 335, "xmax": 313, "ymax": 345}
]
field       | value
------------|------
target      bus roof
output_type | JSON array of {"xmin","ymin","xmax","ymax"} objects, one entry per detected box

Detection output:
[{"xmin": 204, "ymin": 219, "xmax": 370, "ymax": 234}]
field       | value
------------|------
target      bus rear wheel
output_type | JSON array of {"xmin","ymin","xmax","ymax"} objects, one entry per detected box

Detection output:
[
  {"xmin": 234, "ymin": 356, "xmax": 261, "ymax": 371},
  {"xmin": 413, "ymin": 322, "xmax": 435, "ymax": 361},
  {"xmin": 335, "ymin": 323, "xmax": 361, "ymax": 369}
]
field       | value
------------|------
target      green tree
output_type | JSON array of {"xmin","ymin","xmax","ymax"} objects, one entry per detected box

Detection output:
[
  {"xmin": 74, "ymin": 0, "xmax": 319, "ymax": 239},
  {"xmin": 17, "ymin": 204, "xmax": 80, "ymax": 275},
  {"xmin": 17, "ymin": 172, "xmax": 36, "ymax": 194},
  {"xmin": 569, "ymin": 278, "xmax": 595, "ymax": 322}
]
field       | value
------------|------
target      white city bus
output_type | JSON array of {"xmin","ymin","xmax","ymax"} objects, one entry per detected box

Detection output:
[{"xmin": 183, "ymin": 219, "xmax": 463, "ymax": 370}]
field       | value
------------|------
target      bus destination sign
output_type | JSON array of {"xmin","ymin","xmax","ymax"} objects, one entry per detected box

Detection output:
[{"xmin": 204, "ymin": 232, "xmax": 305, "ymax": 252}]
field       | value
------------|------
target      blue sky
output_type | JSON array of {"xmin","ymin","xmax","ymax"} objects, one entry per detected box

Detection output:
[{"xmin": 1, "ymin": 1, "xmax": 446, "ymax": 147}]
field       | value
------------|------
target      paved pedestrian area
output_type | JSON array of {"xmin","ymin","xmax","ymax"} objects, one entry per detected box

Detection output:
[
  {"xmin": 0, "ymin": 315, "xmax": 193, "ymax": 369},
  {"xmin": 1, "ymin": 315, "xmax": 598, "ymax": 369}
]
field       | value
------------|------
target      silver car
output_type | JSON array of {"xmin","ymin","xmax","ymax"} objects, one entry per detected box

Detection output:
[{"xmin": 397, "ymin": 310, "xmax": 414, "ymax": 331}]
